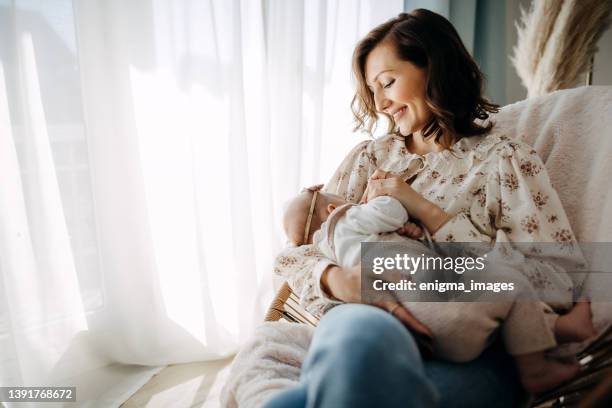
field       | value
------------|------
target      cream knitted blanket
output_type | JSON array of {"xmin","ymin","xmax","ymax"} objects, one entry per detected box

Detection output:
[{"xmin": 220, "ymin": 321, "xmax": 312, "ymax": 408}]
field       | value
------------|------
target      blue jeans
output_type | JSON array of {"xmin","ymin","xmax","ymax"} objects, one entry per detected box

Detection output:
[{"xmin": 262, "ymin": 304, "xmax": 525, "ymax": 408}]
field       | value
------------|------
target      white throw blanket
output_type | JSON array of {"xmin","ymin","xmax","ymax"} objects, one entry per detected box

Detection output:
[
  {"xmin": 220, "ymin": 321, "xmax": 313, "ymax": 408},
  {"xmin": 220, "ymin": 86, "xmax": 612, "ymax": 407}
]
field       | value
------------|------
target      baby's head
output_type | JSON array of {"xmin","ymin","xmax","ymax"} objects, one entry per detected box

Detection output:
[{"xmin": 283, "ymin": 186, "xmax": 347, "ymax": 245}]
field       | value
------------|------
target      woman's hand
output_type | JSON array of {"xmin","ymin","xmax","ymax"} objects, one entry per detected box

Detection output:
[
  {"xmin": 321, "ymin": 264, "xmax": 433, "ymax": 343},
  {"xmin": 364, "ymin": 169, "xmax": 451, "ymax": 234},
  {"xmin": 321, "ymin": 264, "xmax": 361, "ymax": 303},
  {"xmin": 365, "ymin": 169, "xmax": 427, "ymax": 214}
]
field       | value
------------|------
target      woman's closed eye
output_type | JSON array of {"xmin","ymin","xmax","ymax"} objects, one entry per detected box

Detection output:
[{"xmin": 383, "ymin": 79, "xmax": 395, "ymax": 89}]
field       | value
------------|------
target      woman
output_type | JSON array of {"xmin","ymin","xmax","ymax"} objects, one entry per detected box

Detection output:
[{"xmin": 261, "ymin": 9, "xmax": 582, "ymax": 407}]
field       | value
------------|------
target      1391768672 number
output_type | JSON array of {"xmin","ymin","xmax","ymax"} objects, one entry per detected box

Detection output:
[{"xmin": 0, "ymin": 387, "xmax": 76, "ymax": 402}]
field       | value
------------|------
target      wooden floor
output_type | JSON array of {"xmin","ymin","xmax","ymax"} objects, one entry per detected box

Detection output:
[{"xmin": 121, "ymin": 357, "xmax": 234, "ymax": 407}]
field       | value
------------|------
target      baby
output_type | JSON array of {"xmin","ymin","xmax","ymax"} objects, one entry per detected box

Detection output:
[{"xmin": 283, "ymin": 184, "xmax": 595, "ymax": 393}]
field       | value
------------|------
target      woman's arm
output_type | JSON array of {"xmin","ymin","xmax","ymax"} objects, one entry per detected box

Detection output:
[
  {"xmin": 321, "ymin": 263, "xmax": 433, "ymax": 340},
  {"xmin": 274, "ymin": 245, "xmax": 342, "ymax": 317},
  {"xmin": 273, "ymin": 141, "xmax": 375, "ymax": 315},
  {"xmin": 276, "ymin": 139, "xmax": 432, "ymax": 337},
  {"xmin": 320, "ymin": 264, "xmax": 357, "ymax": 302},
  {"xmin": 492, "ymin": 143, "xmax": 585, "ymax": 305},
  {"xmin": 363, "ymin": 143, "xmax": 584, "ymax": 307}
]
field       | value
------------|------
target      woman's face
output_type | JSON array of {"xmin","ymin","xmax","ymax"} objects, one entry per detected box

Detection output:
[{"xmin": 365, "ymin": 42, "xmax": 432, "ymax": 136}]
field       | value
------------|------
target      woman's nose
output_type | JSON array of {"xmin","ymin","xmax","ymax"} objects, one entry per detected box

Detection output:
[{"xmin": 374, "ymin": 92, "xmax": 390, "ymax": 113}]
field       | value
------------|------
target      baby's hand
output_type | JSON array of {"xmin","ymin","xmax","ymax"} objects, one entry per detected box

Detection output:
[{"xmin": 396, "ymin": 222, "xmax": 423, "ymax": 239}]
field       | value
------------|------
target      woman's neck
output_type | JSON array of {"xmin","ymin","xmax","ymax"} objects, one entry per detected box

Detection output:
[{"xmin": 406, "ymin": 131, "xmax": 444, "ymax": 155}]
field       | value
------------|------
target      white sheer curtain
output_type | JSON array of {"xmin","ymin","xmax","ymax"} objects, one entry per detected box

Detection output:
[{"xmin": 0, "ymin": 0, "xmax": 401, "ymax": 405}]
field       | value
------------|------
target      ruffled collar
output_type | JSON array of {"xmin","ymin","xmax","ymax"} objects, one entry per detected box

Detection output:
[
  {"xmin": 451, "ymin": 132, "xmax": 510, "ymax": 160},
  {"xmin": 371, "ymin": 132, "xmax": 509, "ymax": 175}
]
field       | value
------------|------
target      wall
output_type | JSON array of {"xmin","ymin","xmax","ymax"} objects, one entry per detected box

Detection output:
[{"xmin": 594, "ymin": 26, "xmax": 612, "ymax": 87}]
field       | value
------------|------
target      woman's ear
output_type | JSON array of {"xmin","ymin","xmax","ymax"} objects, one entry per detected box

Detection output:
[{"xmin": 327, "ymin": 203, "xmax": 336, "ymax": 214}]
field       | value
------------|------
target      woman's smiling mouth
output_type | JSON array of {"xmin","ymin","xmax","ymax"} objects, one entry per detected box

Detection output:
[{"xmin": 393, "ymin": 106, "xmax": 406, "ymax": 121}]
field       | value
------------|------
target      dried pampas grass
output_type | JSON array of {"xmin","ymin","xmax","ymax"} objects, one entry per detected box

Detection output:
[
  {"xmin": 513, "ymin": 0, "xmax": 563, "ymax": 93},
  {"xmin": 513, "ymin": 0, "xmax": 612, "ymax": 98}
]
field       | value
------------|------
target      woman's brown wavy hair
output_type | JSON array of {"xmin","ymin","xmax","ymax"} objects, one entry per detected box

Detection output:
[{"xmin": 351, "ymin": 9, "xmax": 499, "ymax": 147}]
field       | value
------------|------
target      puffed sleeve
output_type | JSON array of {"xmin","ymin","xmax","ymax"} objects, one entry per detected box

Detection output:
[
  {"xmin": 273, "ymin": 140, "xmax": 374, "ymax": 316},
  {"xmin": 432, "ymin": 212, "xmax": 493, "ymax": 243},
  {"xmin": 492, "ymin": 142, "xmax": 584, "ymax": 306},
  {"xmin": 325, "ymin": 140, "xmax": 375, "ymax": 203},
  {"xmin": 274, "ymin": 245, "xmax": 339, "ymax": 317},
  {"xmin": 432, "ymin": 141, "xmax": 583, "ymax": 307}
]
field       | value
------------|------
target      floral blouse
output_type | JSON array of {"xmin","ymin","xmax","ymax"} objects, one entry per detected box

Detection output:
[{"xmin": 274, "ymin": 132, "xmax": 583, "ymax": 317}]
